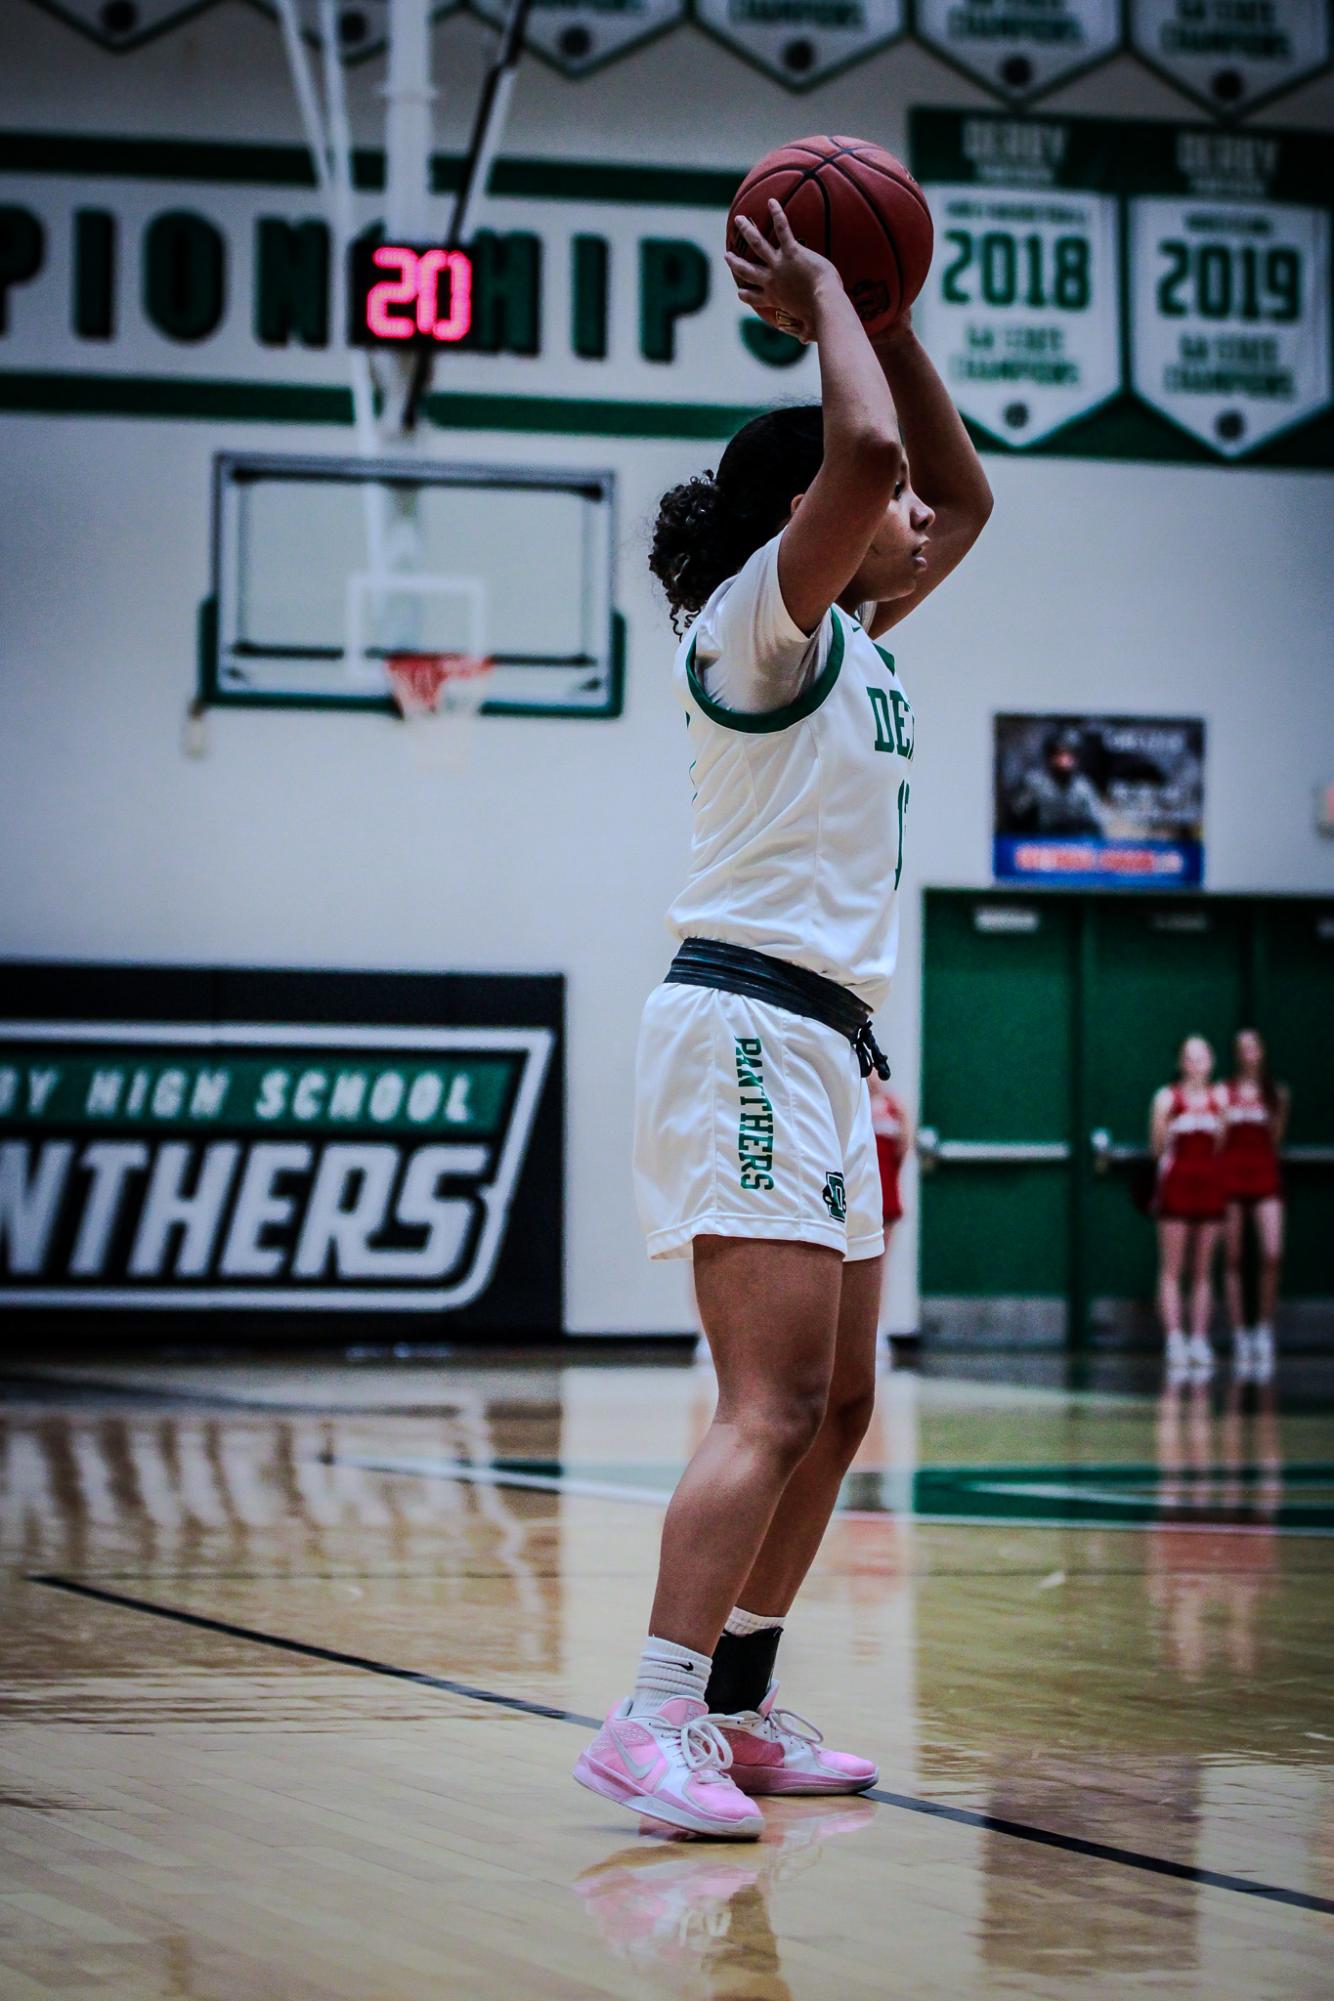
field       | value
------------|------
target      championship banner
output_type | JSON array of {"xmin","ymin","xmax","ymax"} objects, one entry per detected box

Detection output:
[
  {"xmin": 914, "ymin": 0, "xmax": 1123, "ymax": 104},
  {"xmin": 23, "ymin": 1, "xmax": 463, "ymax": 60},
  {"xmin": 471, "ymin": 0, "xmax": 686, "ymax": 77},
  {"xmin": 691, "ymin": 0, "xmax": 906, "ymax": 90},
  {"xmin": 0, "ymin": 965, "xmax": 563, "ymax": 1334},
  {"xmin": 911, "ymin": 109, "xmax": 1334, "ymax": 467},
  {"xmin": 21, "ymin": 0, "xmax": 223, "ymax": 53},
  {"xmin": 994, "ymin": 714, "xmax": 1205, "ymax": 887},
  {"xmin": 1130, "ymin": 0, "xmax": 1332, "ymax": 118},
  {"xmin": 1127, "ymin": 132, "xmax": 1332, "ymax": 459}
]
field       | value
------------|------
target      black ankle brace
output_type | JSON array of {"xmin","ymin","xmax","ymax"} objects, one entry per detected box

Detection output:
[{"xmin": 704, "ymin": 1625, "xmax": 782, "ymax": 1715}]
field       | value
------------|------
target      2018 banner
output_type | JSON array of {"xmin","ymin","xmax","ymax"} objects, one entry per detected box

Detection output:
[
  {"xmin": 0, "ymin": 963, "xmax": 564, "ymax": 1336},
  {"xmin": 912, "ymin": 109, "xmax": 1333, "ymax": 467},
  {"xmin": 994, "ymin": 714, "xmax": 1206, "ymax": 886}
]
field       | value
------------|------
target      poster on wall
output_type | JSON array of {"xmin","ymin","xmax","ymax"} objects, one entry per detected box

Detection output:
[
  {"xmin": 691, "ymin": 0, "xmax": 906, "ymax": 89},
  {"xmin": 911, "ymin": 109, "xmax": 1334, "ymax": 467},
  {"xmin": 994, "ymin": 715, "xmax": 1206, "ymax": 886},
  {"xmin": 915, "ymin": 0, "xmax": 1123, "ymax": 103},
  {"xmin": 0, "ymin": 964, "xmax": 563, "ymax": 1335},
  {"xmin": 1130, "ymin": 0, "xmax": 1332, "ymax": 117}
]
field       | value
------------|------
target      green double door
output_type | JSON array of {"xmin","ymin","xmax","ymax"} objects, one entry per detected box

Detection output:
[{"xmin": 919, "ymin": 890, "xmax": 1334, "ymax": 1346}]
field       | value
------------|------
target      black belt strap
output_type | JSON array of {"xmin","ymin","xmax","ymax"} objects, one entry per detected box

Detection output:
[{"xmin": 664, "ymin": 937, "xmax": 890, "ymax": 1080}]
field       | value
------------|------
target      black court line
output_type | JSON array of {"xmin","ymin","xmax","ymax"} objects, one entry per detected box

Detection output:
[
  {"xmin": 28, "ymin": 1574, "xmax": 1334, "ymax": 1917},
  {"xmin": 30, "ymin": 1575, "xmax": 598, "ymax": 1729}
]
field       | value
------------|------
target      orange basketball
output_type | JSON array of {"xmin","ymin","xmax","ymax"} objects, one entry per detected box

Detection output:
[{"xmin": 728, "ymin": 135, "xmax": 934, "ymax": 340}]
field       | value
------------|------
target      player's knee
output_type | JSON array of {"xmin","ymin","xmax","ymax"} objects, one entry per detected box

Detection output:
[
  {"xmin": 741, "ymin": 1385, "xmax": 829, "ymax": 1468},
  {"xmin": 821, "ymin": 1381, "xmax": 876, "ymax": 1460}
]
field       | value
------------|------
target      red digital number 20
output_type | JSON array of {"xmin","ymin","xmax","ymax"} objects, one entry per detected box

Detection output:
[{"xmin": 366, "ymin": 246, "xmax": 472, "ymax": 343}]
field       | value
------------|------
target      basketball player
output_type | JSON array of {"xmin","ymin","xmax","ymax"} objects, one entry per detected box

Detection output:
[
  {"xmin": 1221, "ymin": 1028, "xmax": 1288, "ymax": 1382},
  {"xmin": 573, "ymin": 201, "xmax": 993, "ymax": 1836},
  {"xmin": 1150, "ymin": 1036, "xmax": 1228, "ymax": 1383}
]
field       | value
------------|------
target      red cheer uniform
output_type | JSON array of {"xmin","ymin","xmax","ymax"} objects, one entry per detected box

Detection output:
[
  {"xmin": 1154, "ymin": 1085, "xmax": 1227, "ymax": 1222},
  {"xmin": 1220, "ymin": 1080, "xmax": 1283, "ymax": 1203}
]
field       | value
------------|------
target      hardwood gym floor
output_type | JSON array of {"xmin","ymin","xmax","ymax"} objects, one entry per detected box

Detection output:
[{"xmin": 2, "ymin": 1351, "xmax": 1332, "ymax": 1998}]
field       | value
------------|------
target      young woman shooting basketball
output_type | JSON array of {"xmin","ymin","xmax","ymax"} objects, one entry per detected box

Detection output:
[{"xmin": 573, "ymin": 200, "xmax": 992, "ymax": 1837}]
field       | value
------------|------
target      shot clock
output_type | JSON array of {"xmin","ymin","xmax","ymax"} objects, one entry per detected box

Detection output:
[{"xmin": 348, "ymin": 240, "xmax": 474, "ymax": 347}]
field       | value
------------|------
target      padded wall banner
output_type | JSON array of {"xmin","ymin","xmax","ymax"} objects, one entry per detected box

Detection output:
[
  {"xmin": 0, "ymin": 964, "xmax": 564, "ymax": 1335},
  {"xmin": 691, "ymin": 0, "xmax": 906, "ymax": 90},
  {"xmin": 993, "ymin": 714, "xmax": 1206, "ymax": 886},
  {"xmin": 471, "ymin": 0, "xmax": 686, "ymax": 77},
  {"xmin": 911, "ymin": 109, "xmax": 1334, "ymax": 467},
  {"xmin": 1129, "ymin": 0, "xmax": 1332, "ymax": 118},
  {"xmin": 914, "ymin": 0, "xmax": 1123, "ymax": 103}
]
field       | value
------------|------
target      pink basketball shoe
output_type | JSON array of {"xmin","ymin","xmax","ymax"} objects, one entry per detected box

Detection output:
[
  {"xmin": 719, "ymin": 1686, "xmax": 879, "ymax": 1795},
  {"xmin": 573, "ymin": 1695, "xmax": 763, "ymax": 1839}
]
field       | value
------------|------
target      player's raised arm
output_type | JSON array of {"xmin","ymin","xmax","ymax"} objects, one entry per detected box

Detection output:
[
  {"xmin": 726, "ymin": 202, "xmax": 902, "ymax": 636},
  {"xmin": 864, "ymin": 310, "xmax": 993, "ymax": 637}
]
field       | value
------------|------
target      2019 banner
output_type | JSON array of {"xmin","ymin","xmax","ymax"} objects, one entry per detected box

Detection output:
[
  {"xmin": 912, "ymin": 109, "xmax": 1333, "ymax": 467},
  {"xmin": 0, "ymin": 963, "xmax": 564, "ymax": 1337}
]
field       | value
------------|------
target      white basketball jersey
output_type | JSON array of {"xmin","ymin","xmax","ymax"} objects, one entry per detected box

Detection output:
[{"xmin": 665, "ymin": 544, "xmax": 916, "ymax": 1014}]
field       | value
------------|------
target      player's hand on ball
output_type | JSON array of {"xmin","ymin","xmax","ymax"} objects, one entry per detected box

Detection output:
[{"xmin": 725, "ymin": 199, "xmax": 839, "ymax": 344}]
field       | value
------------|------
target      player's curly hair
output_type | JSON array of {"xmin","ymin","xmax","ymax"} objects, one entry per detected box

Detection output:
[{"xmin": 649, "ymin": 405, "xmax": 824, "ymax": 635}]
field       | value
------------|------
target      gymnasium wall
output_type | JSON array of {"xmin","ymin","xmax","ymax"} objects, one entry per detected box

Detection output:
[{"xmin": 2, "ymin": 6, "xmax": 1333, "ymax": 1334}]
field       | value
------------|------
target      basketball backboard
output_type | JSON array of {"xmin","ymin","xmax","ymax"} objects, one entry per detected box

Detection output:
[{"xmin": 199, "ymin": 452, "xmax": 623, "ymax": 720}]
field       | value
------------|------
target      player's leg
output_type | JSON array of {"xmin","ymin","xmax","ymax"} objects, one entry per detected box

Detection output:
[
  {"xmin": 1251, "ymin": 1196, "xmax": 1285, "ymax": 1379},
  {"xmin": 707, "ymin": 1251, "xmax": 882, "ymax": 1795},
  {"xmin": 1157, "ymin": 1219, "xmax": 1189, "ymax": 1375},
  {"xmin": 648, "ymin": 1234, "xmax": 843, "ymax": 1647},
  {"xmin": 726, "ymin": 1252, "xmax": 880, "ymax": 1619},
  {"xmin": 1223, "ymin": 1203, "xmax": 1252, "ymax": 1374},
  {"xmin": 1223, "ymin": 1203, "xmax": 1247, "ymax": 1334},
  {"xmin": 1185, "ymin": 1220, "xmax": 1221, "ymax": 1378},
  {"xmin": 574, "ymin": 1234, "xmax": 841, "ymax": 1837}
]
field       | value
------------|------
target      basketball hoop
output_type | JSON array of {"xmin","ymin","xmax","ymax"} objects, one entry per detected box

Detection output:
[{"xmin": 385, "ymin": 650, "xmax": 496, "ymax": 769}]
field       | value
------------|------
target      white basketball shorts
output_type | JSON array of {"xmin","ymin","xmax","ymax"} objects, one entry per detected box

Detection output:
[{"xmin": 632, "ymin": 982, "xmax": 884, "ymax": 1263}]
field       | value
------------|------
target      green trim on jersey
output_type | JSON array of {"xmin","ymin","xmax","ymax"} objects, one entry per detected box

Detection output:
[
  {"xmin": 873, "ymin": 642, "xmax": 897, "ymax": 678},
  {"xmin": 685, "ymin": 610, "xmax": 845, "ymax": 735}
]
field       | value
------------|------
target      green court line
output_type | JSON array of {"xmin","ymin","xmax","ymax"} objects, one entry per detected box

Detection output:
[{"xmin": 335, "ymin": 1454, "xmax": 1334, "ymax": 1535}]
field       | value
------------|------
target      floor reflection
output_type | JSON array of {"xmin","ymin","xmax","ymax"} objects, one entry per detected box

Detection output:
[
  {"xmin": 1149, "ymin": 1375, "xmax": 1282, "ymax": 1681},
  {"xmin": 573, "ymin": 1800, "xmax": 875, "ymax": 2001}
]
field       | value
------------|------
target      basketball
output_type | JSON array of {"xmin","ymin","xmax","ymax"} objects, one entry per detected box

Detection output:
[{"xmin": 728, "ymin": 135, "xmax": 934, "ymax": 339}]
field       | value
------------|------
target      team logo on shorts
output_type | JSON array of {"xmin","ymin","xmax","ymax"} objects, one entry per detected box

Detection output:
[{"xmin": 821, "ymin": 1171, "xmax": 847, "ymax": 1222}]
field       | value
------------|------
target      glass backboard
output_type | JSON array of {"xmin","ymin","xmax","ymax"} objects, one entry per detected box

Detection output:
[{"xmin": 200, "ymin": 452, "xmax": 623, "ymax": 719}]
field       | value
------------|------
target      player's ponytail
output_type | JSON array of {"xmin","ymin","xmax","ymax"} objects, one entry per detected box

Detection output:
[{"xmin": 649, "ymin": 405, "xmax": 824, "ymax": 634}]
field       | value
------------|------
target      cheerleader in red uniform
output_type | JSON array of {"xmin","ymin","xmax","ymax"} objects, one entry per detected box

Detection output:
[
  {"xmin": 868, "ymin": 1076, "xmax": 911, "ymax": 1350},
  {"xmin": 1221, "ymin": 1028, "xmax": 1289, "ymax": 1383},
  {"xmin": 1150, "ymin": 1035, "xmax": 1227, "ymax": 1380}
]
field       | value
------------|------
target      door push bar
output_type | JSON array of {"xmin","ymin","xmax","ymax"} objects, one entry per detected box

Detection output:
[
  {"xmin": 915, "ymin": 1128, "xmax": 1071, "ymax": 1173},
  {"xmin": 1088, "ymin": 1131, "xmax": 1334, "ymax": 1174}
]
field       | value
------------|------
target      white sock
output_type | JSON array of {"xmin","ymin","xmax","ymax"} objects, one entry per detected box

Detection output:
[
  {"xmin": 723, "ymin": 1605, "xmax": 784, "ymax": 1638},
  {"xmin": 630, "ymin": 1635, "xmax": 713, "ymax": 1711}
]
